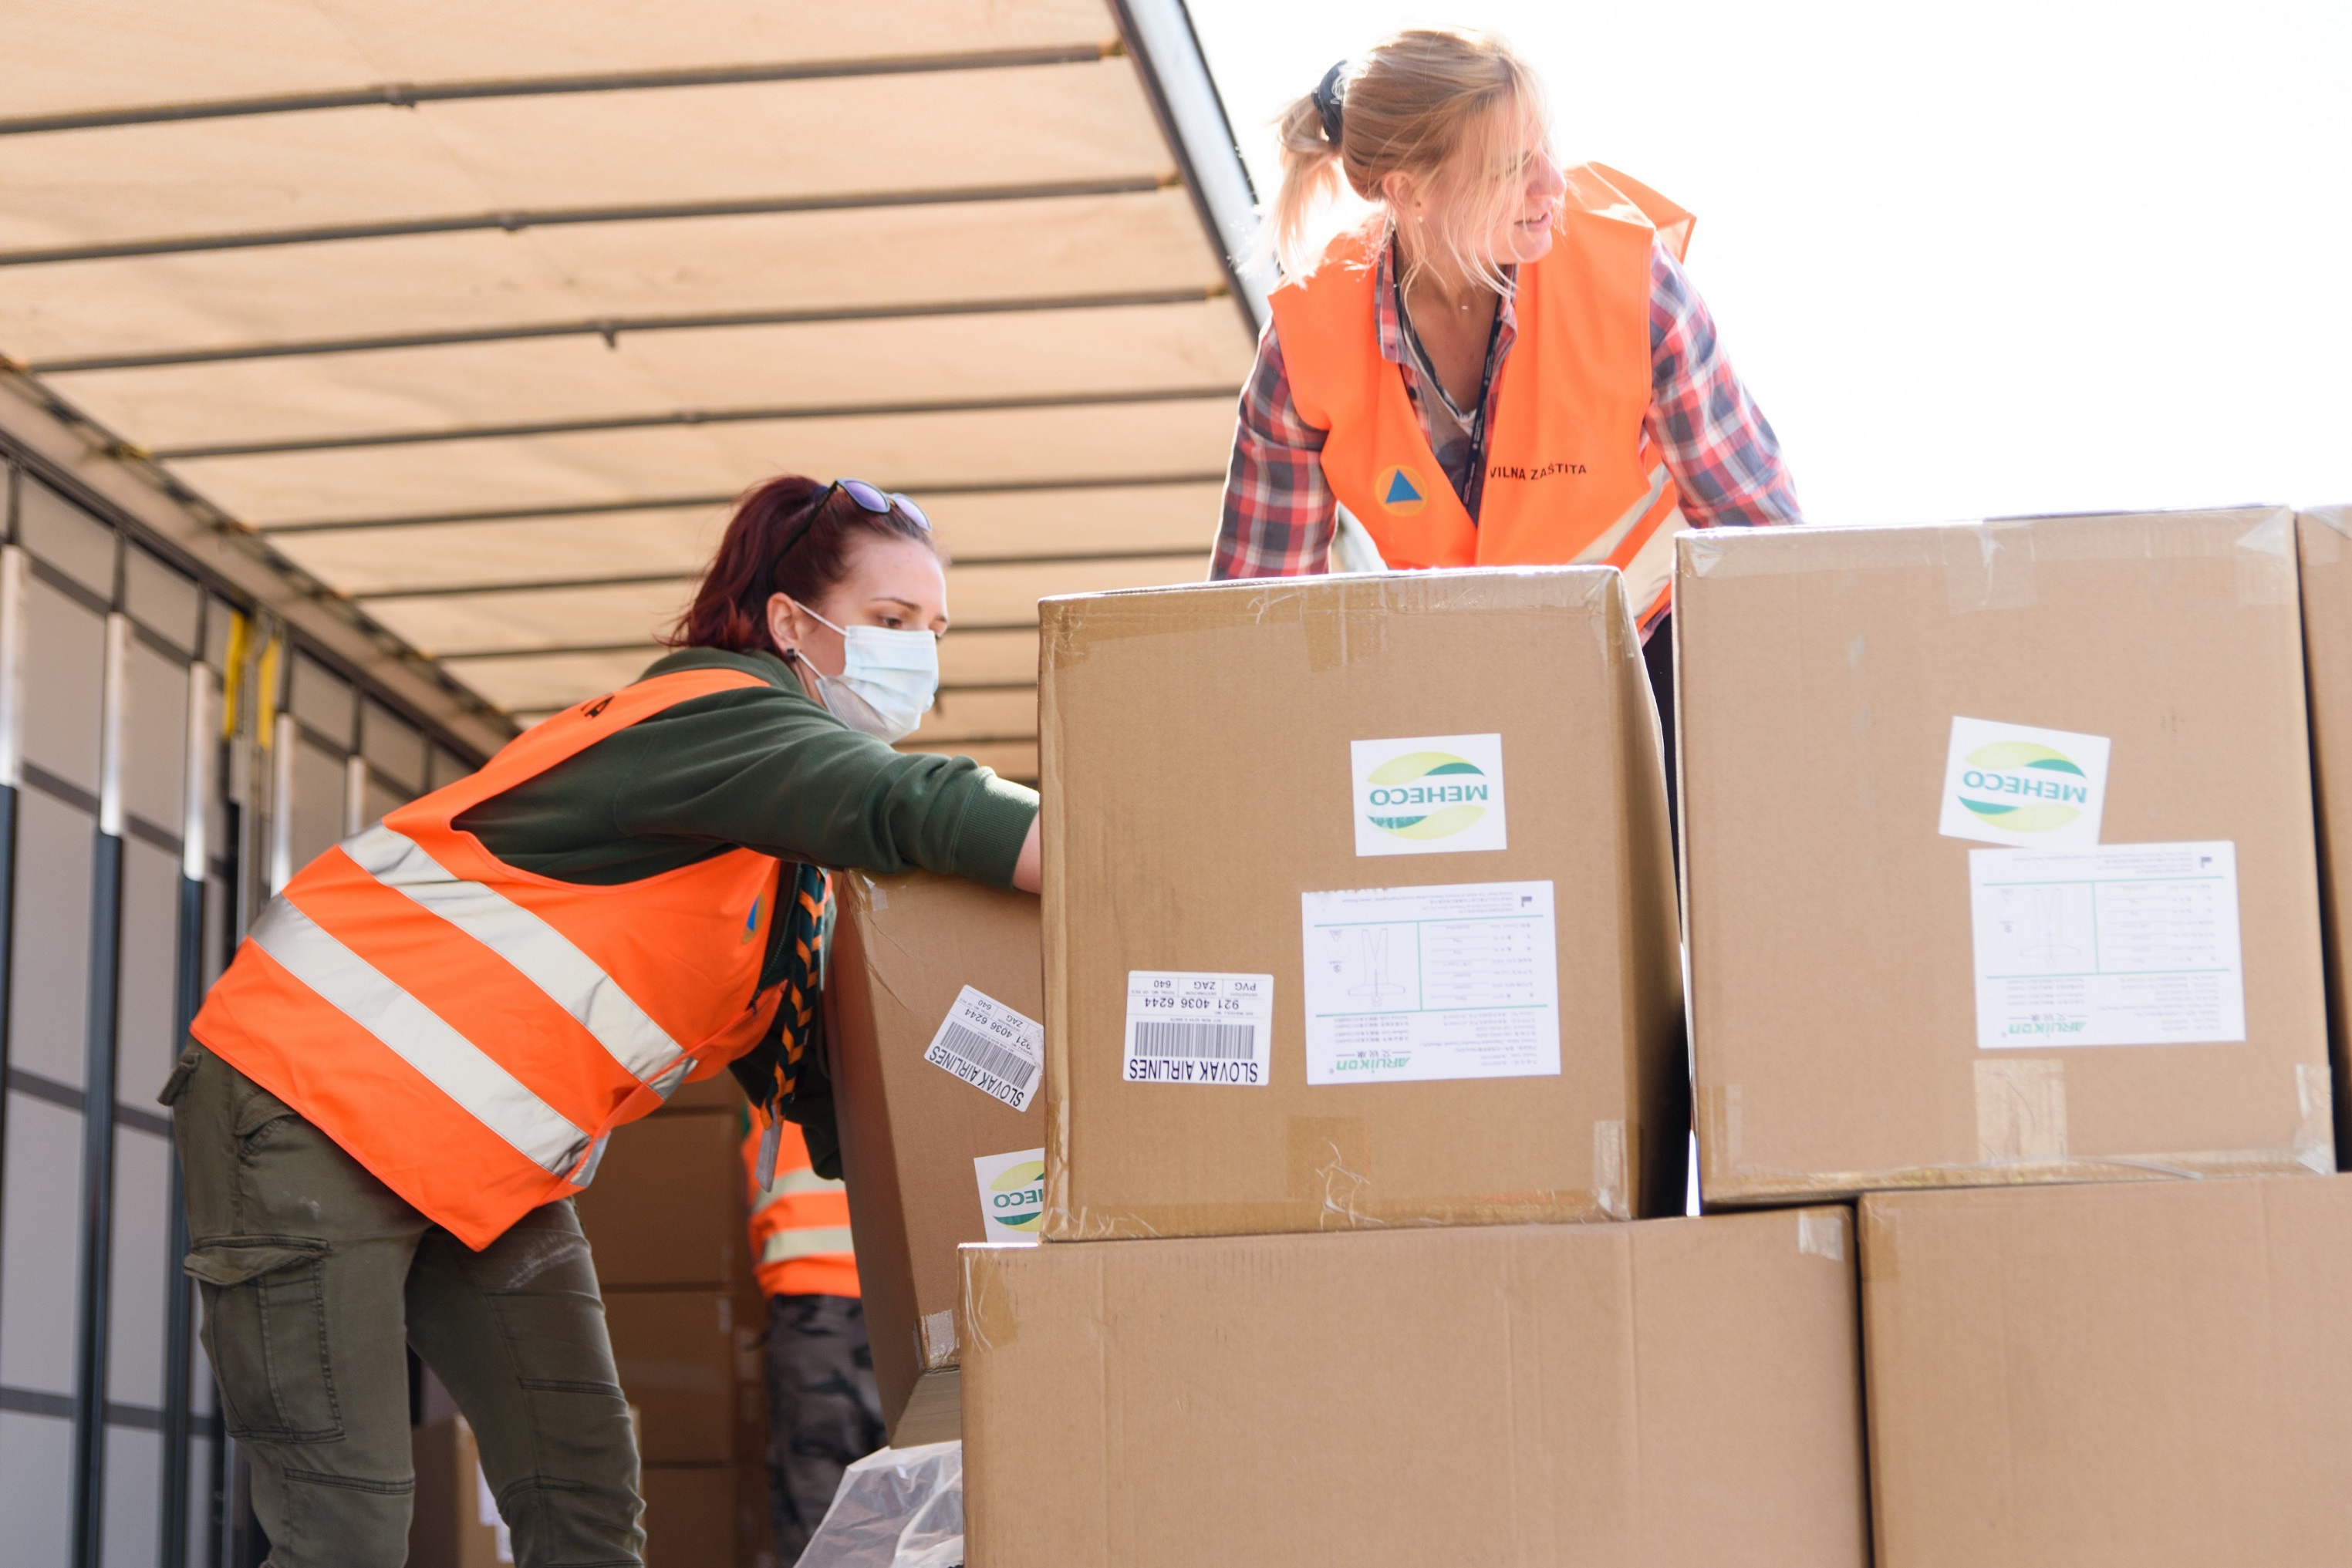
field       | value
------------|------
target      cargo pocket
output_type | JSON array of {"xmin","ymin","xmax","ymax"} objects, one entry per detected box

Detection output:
[
  {"xmin": 185, "ymin": 1237, "xmax": 342, "ymax": 1443},
  {"xmin": 156, "ymin": 1045, "xmax": 201, "ymax": 1108},
  {"xmin": 230, "ymin": 1076, "xmax": 300, "ymax": 1147}
]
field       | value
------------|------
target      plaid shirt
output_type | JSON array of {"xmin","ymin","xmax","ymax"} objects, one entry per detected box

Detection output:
[{"xmin": 1210, "ymin": 238, "xmax": 1800, "ymax": 578}]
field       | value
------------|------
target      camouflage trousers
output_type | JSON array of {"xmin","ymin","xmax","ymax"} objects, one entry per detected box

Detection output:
[{"xmin": 765, "ymin": 1293, "xmax": 886, "ymax": 1563}]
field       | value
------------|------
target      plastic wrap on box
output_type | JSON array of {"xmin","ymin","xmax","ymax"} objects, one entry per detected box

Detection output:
[{"xmin": 797, "ymin": 1441, "xmax": 963, "ymax": 1568}]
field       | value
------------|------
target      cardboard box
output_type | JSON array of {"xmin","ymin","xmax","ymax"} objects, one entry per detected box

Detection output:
[
  {"xmin": 639, "ymin": 1463, "xmax": 740, "ymax": 1568},
  {"xmin": 1038, "ymin": 569, "xmax": 1684, "ymax": 1238},
  {"xmin": 574, "ymin": 1106, "xmax": 745, "ymax": 1287},
  {"xmin": 407, "ymin": 1416, "xmax": 507, "ymax": 1568},
  {"xmin": 961, "ymin": 1210, "xmax": 1868, "ymax": 1566},
  {"xmin": 1678, "ymin": 509, "xmax": 2334, "ymax": 1203},
  {"xmin": 606, "ymin": 1290, "xmax": 760, "ymax": 1465},
  {"xmin": 828, "ymin": 868, "xmax": 1044, "ymax": 1445},
  {"xmin": 1861, "ymin": 1176, "xmax": 2352, "ymax": 1566},
  {"xmin": 2301, "ymin": 506, "xmax": 2352, "ymax": 1165}
]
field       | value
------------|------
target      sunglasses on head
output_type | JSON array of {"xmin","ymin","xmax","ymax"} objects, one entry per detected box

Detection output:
[
  {"xmin": 818, "ymin": 477, "xmax": 930, "ymax": 532},
  {"xmin": 770, "ymin": 479, "xmax": 932, "ymax": 588}
]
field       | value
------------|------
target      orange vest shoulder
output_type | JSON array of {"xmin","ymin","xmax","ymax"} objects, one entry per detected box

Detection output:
[{"xmin": 1264, "ymin": 164, "xmax": 1696, "ymax": 623}]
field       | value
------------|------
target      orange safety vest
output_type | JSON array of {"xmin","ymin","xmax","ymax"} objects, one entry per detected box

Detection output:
[
  {"xmin": 1269, "ymin": 162, "xmax": 1695, "ymax": 627},
  {"xmin": 191, "ymin": 669, "xmax": 787, "ymax": 1251},
  {"xmin": 743, "ymin": 1113, "xmax": 859, "ymax": 1299}
]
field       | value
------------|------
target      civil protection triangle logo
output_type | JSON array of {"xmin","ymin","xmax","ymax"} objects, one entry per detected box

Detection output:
[
  {"xmin": 1375, "ymin": 464, "xmax": 1429, "ymax": 517},
  {"xmin": 1351, "ymin": 733, "xmax": 1509, "ymax": 858}
]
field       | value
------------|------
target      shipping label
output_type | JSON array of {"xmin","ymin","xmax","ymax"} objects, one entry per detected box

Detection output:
[
  {"xmin": 1351, "ymin": 732, "xmax": 1508, "ymax": 857},
  {"xmin": 1300, "ymin": 880, "xmax": 1561, "ymax": 1084},
  {"xmin": 923, "ymin": 986, "xmax": 1044, "ymax": 1111},
  {"xmin": 1969, "ymin": 841, "xmax": 2246, "ymax": 1048},
  {"xmin": 1939, "ymin": 716, "xmax": 2112, "ymax": 848},
  {"xmin": 972, "ymin": 1148, "xmax": 1045, "ymax": 1242},
  {"xmin": 1122, "ymin": 971, "xmax": 1274, "ymax": 1086}
]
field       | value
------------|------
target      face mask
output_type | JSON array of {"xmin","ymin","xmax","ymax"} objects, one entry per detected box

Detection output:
[{"xmin": 796, "ymin": 608, "xmax": 939, "ymax": 744}]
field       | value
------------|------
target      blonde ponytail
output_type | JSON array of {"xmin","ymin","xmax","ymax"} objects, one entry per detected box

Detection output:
[
  {"xmin": 1254, "ymin": 29, "xmax": 1547, "ymax": 291},
  {"xmin": 1262, "ymin": 89, "xmax": 1346, "ymax": 284}
]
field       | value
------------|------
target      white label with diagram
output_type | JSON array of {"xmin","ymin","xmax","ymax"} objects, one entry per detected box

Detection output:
[
  {"xmin": 923, "ymin": 986, "xmax": 1044, "ymax": 1111},
  {"xmin": 1122, "ymin": 971, "xmax": 1275, "ymax": 1086},
  {"xmin": 1969, "ymin": 841, "xmax": 2245, "ymax": 1048},
  {"xmin": 1300, "ymin": 880, "xmax": 1561, "ymax": 1084}
]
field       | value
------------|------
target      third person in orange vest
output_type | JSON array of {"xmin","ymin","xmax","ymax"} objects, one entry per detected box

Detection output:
[
  {"xmin": 1213, "ymin": 28, "xmax": 1802, "ymax": 824},
  {"xmin": 742, "ymin": 1109, "xmax": 882, "ymax": 1562}
]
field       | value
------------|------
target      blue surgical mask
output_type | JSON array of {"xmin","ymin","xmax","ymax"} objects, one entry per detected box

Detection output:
[{"xmin": 798, "ymin": 608, "xmax": 940, "ymax": 744}]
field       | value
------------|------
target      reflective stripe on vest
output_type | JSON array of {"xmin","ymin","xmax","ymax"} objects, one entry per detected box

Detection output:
[
  {"xmin": 191, "ymin": 668, "xmax": 786, "ymax": 1251},
  {"xmin": 743, "ymin": 1118, "xmax": 856, "ymax": 1297},
  {"xmin": 249, "ymin": 895, "xmax": 591, "ymax": 1179},
  {"xmin": 1270, "ymin": 162, "xmax": 1692, "ymax": 627},
  {"xmin": 341, "ymin": 825, "xmax": 687, "ymax": 1086},
  {"xmin": 761, "ymin": 1226, "xmax": 857, "ymax": 1265},
  {"xmin": 754, "ymin": 1165, "xmax": 846, "ymax": 1206}
]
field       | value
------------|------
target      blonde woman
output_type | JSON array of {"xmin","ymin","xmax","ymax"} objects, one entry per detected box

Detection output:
[{"xmin": 1213, "ymin": 29, "xmax": 1799, "ymax": 790}]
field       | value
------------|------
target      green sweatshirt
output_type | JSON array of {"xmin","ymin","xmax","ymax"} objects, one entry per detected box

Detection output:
[
  {"xmin": 458, "ymin": 645, "xmax": 1038, "ymax": 887},
  {"xmin": 447, "ymin": 644, "xmax": 1029, "ymax": 1175}
]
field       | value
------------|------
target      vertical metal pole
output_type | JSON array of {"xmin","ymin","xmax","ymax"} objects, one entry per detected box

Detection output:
[
  {"xmin": 160, "ymin": 657, "xmax": 214, "ymax": 1568},
  {"xmin": 72, "ymin": 611, "xmax": 130, "ymax": 1568},
  {"xmin": 343, "ymin": 752, "xmax": 367, "ymax": 838},
  {"xmin": 0, "ymin": 545, "xmax": 22, "ymax": 1543},
  {"xmin": 0, "ymin": 545, "xmax": 22, "ymax": 791},
  {"xmin": 219, "ymin": 616, "xmax": 262, "ymax": 1568},
  {"xmin": 268, "ymin": 717, "xmax": 296, "ymax": 895}
]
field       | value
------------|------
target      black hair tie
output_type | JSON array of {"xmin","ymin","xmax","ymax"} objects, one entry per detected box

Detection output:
[{"xmin": 1312, "ymin": 61, "xmax": 1347, "ymax": 144}]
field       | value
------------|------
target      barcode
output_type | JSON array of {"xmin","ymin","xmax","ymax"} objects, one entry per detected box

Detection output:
[
  {"xmin": 1129, "ymin": 1019, "xmax": 1260, "ymax": 1061},
  {"xmin": 935, "ymin": 1021, "xmax": 1038, "ymax": 1091}
]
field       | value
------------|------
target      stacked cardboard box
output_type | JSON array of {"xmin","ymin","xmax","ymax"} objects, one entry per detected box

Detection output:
[
  {"xmin": 947, "ymin": 568, "xmax": 1870, "ymax": 1564},
  {"xmin": 1677, "ymin": 507, "xmax": 2332, "ymax": 1201},
  {"xmin": 2302, "ymin": 506, "xmax": 2352, "ymax": 1157},
  {"xmin": 1674, "ymin": 506, "xmax": 2350, "ymax": 1561},
  {"xmin": 1861, "ymin": 1175, "xmax": 2352, "ymax": 1566},
  {"xmin": 407, "ymin": 1413, "xmax": 508, "ymax": 1567},
  {"xmin": 963, "ymin": 1209, "xmax": 1868, "ymax": 1566},
  {"xmin": 827, "ymin": 868, "xmax": 1047, "ymax": 1445},
  {"xmin": 835, "ymin": 506, "xmax": 2352, "ymax": 1561},
  {"xmin": 1038, "ymin": 569, "xmax": 1686, "ymax": 1236},
  {"xmin": 573, "ymin": 1075, "xmax": 771, "ymax": 1568}
]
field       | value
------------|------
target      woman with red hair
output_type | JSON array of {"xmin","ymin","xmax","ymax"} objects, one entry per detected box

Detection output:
[{"xmin": 168, "ymin": 475, "xmax": 1033, "ymax": 1566}]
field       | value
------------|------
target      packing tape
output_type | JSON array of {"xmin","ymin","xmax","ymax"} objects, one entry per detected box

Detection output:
[
  {"xmin": 1679, "ymin": 522, "xmax": 1945, "ymax": 580},
  {"xmin": 1942, "ymin": 520, "xmax": 2038, "ymax": 613},
  {"xmin": 1287, "ymin": 1116, "xmax": 1377, "ymax": 1227},
  {"xmin": 1796, "ymin": 1209, "xmax": 1847, "ymax": 1263},
  {"xmin": 1859, "ymin": 1203, "xmax": 1898, "ymax": 1284},
  {"xmin": 2235, "ymin": 509, "xmax": 2298, "ymax": 606},
  {"xmin": 1593, "ymin": 1120, "xmax": 1630, "ymax": 1221},
  {"xmin": 1039, "ymin": 1200, "xmax": 1161, "ymax": 1242},
  {"xmin": 2306, "ymin": 505, "xmax": 2350, "ymax": 553},
  {"xmin": 960, "ymin": 1249, "xmax": 1020, "ymax": 1353},
  {"xmin": 1975, "ymin": 1058, "xmax": 2069, "ymax": 1165},
  {"xmin": 1682, "ymin": 509, "xmax": 2292, "ymax": 594},
  {"xmin": 2296, "ymin": 1061, "xmax": 2336, "ymax": 1175},
  {"xmin": 1300, "ymin": 596, "xmax": 1389, "ymax": 673},
  {"xmin": 920, "ymin": 1308, "xmax": 957, "ymax": 1368}
]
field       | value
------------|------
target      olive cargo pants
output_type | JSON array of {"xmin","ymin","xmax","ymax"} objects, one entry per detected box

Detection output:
[{"xmin": 164, "ymin": 1044, "xmax": 645, "ymax": 1567}]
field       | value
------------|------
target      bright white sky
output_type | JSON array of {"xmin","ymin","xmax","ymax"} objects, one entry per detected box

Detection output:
[{"xmin": 1184, "ymin": 0, "xmax": 2352, "ymax": 528}]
